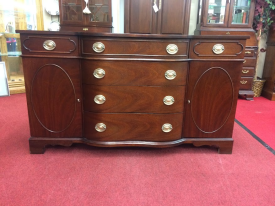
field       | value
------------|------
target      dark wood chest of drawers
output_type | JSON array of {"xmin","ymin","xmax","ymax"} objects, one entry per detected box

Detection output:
[{"xmin": 18, "ymin": 31, "xmax": 247, "ymax": 154}]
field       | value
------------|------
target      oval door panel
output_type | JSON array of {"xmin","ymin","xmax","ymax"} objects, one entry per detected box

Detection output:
[
  {"xmin": 31, "ymin": 64, "xmax": 76, "ymax": 133},
  {"xmin": 191, "ymin": 67, "xmax": 234, "ymax": 133}
]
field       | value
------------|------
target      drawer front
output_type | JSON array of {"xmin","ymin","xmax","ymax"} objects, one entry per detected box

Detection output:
[
  {"xmin": 84, "ymin": 112, "xmax": 183, "ymax": 141},
  {"xmin": 83, "ymin": 85, "xmax": 185, "ymax": 113},
  {"xmin": 241, "ymin": 67, "xmax": 255, "ymax": 77},
  {"xmin": 20, "ymin": 34, "xmax": 79, "ymax": 56},
  {"xmin": 190, "ymin": 39, "xmax": 246, "ymax": 59},
  {"xmin": 81, "ymin": 38, "xmax": 188, "ymax": 57},
  {"xmin": 244, "ymin": 48, "xmax": 256, "ymax": 57},
  {"xmin": 200, "ymin": 31, "xmax": 257, "ymax": 47},
  {"xmin": 82, "ymin": 60, "xmax": 188, "ymax": 86},
  {"xmin": 243, "ymin": 58, "xmax": 256, "ymax": 67},
  {"xmin": 239, "ymin": 77, "xmax": 253, "ymax": 90}
]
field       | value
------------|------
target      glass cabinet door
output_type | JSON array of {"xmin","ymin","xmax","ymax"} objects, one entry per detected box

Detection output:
[
  {"xmin": 228, "ymin": 0, "xmax": 255, "ymax": 27},
  {"xmin": 60, "ymin": 0, "xmax": 84, "ymax": 24},
  {"xmin": 88, "ymin": 0, "xmax": 111, "ymax": 25},
  {"xmin": 204, "ymin": 0, "xmax": 230, "ymax": 27}
]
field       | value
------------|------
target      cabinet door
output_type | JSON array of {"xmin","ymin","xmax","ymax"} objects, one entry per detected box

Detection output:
[
  {"xmin": 59, "ymin": 0, "xmax": 85, "ymax": 25},
  {"xmin": 124, "ymin": 0, "xmax": 157, "ymax": 33},
  {"xmin": 23, "ymin": 58, "xmax": 82, "ymax": 138},
  {"xmin": 228, "ymin": 0, "xmax": 255, "ymax": 28},
  {"xmin": 157, "ymin": 0, "xmax": 190, "ymax": 34},
  {"xmin": 202, "ymin": 0, "xmax": 231, "ymax": 27},
  {"xmin": 183, "ymin": 61, "xmax": 242, "ymax": 138}
]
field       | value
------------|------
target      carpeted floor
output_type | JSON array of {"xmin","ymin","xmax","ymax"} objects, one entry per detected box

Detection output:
[
  {"xmin": 236, "ymin": 97, "xmax": 275, "ymax": 151},
  {"xmin": 0, "ymin": 94, "xmax": 275, "ymax": 206}
]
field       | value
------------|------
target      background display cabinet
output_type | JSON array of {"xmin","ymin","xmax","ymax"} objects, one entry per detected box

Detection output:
[
  {"xmin": 59, "ymin": 0, "xmax": 112, "ymax": 32},
  {"xmin": 195, "ymin": 0, "xmax": 257, "ymax": 100},
  {"xmin": 124, "ymin": 0, "xmax": 191, "ymax": 35}
]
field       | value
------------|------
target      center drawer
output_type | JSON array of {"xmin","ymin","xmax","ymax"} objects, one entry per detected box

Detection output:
[
  {"xmin": 82, "ymin": 60, "xmax": 188, "ymax": 86},
  {"xmin": 83, "ymin": 85, "xmax": 185, "ymax": 113},
  {"xmin": 84, "ymin": 112, "xmax": 183, "ymax": 142}
]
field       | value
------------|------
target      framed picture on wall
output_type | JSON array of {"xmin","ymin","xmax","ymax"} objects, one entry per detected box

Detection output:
[{"xmin": 0, "ymin": 62, "xmax": 10, "ymax": 97}]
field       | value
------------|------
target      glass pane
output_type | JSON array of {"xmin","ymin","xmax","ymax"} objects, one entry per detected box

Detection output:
[
  {"xmin": 89, "ymin": 0, "xmax": 110, "ymax": 22},
  {"xmin": 62, "ymin": 0, "xmax": 83, "ymax": 21},
  {"xmin": 231, "ymin": 0, "xmax": 251, "ymax": 24},
  {"xmin": 207, "ymin": 0, "xmax": 227, "ymax": 24},
  {"xmin": 0, "ymin": 0, "xmax": 39, "ymax": 94}
]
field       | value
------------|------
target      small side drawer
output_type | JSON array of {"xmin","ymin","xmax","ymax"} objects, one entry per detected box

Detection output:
[
  {"xmin": 190, "ymin": 39, "xmax": 246, "ymax": 59},
  {"xmin": 241, "ymin": 67, "xmax": 255, "ymax": 77},
  {"xmin": 239, "ymin": 77, "xmax": 253, "ymax": 90},
  {"xmin": 83, "ymin": 85, "xmax": 185, "ymax": 113},
  {"xmin": 244, "ymin": 49, "xmax": 256, "ymax": 57},
  {"xmin": 200, "ymin": 31, "xmax": 257, "ymax": 47},
  {"xmin": 81, "ymin": 38, "xmax": 188, "ymax": 57},
  {"xmin": 82, "ymin": 60, "xmax": 188, "ymax": 86},
  {"xmin": 84, "ymin": 112, "xmax": 183, "ymax": 142},
  {"xmin": 243, "ymin": 58, "xmax": 256, "ymax": 67},
  {"xmin": 20, "ymin": 34, "xmax": 79, "ymax": 56}
]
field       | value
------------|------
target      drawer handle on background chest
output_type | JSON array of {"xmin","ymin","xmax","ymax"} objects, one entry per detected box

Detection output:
[
  {"xmin": 94, "ymin": 95, "xmax": 106, "ymax": 104},
  {"xmin": 162, "ymin": 123, "xmax": 173, "ymax": 133},
  {"xmin": 240, "ymin": 80, "xmax": 248, "ymax": 84},
  {"xmin": 93, "ymin": 42, "xmax": 105, "ymax": 53},
  {"xmin": 243, "ymin": 60, "xmax": 246, "ymax": 63},
  {"xmin": 242, "ymin": 70, "xmax": 249, "ymax": 74},
  {"xmin": 43, "ymin": 40, "xmax": 56, "ymax": 51},
  {"xmin": 245, "ymin": 51, "xmax": 252, "ymax": 54},
  {"xmin": 165, "ymin": 70, "xmax": 177, "ymax": 80},
  {"xmin": 163, "ymin": 96, "xmax": 175, "ymax": 105},
  {"xmin": 95, "ymin": 123, "xmax": 106, "ymax": 132},
  {"xmin": 166, "ymin": 44, "xmax": 178, "ymax": 54},
  {"xmin": 226, "ymin": 32, "xmax": 230, "ymax": 35},
  {"xmin": 93, "ymin": 68, "xmax": 105, "ymax": 79}
]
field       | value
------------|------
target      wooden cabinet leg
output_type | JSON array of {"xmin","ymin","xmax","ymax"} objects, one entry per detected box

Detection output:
[{"xmin": 29, "ymin": 139, "xmax": 46, "ymax": 154}]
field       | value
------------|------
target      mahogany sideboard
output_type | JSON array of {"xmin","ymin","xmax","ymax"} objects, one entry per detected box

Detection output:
[{"xmin": 17, "ymin": 31, "xmax": 248, "ymax": 154}]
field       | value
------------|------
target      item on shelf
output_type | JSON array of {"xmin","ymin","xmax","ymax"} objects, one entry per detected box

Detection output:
[
  {"xmin": 48, "ymin": 21, "xmax": 60, "ymax": 31},
  {"xmin": 45, "ymin": 0, "xmax": 60, "ymax": 16}
]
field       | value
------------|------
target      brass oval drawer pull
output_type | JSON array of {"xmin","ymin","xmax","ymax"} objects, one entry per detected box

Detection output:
[
  {"xmin": 240, "ymin": 80, "xmax": 248, "ymax": 84},
  {"xmin": 165, "ymin": 70, "xmax": 177, "ymax": 80},
  {"xmin": 83, "ymin": 28, "xmax": 88, "ymax": 31},
  {"xmin": 163, "ymin": 96, "xmax": 175, "ymax": 105},
  {"xmin": 94, "ymin": 95, "xmax": 106, "ymax": 104},
  {"xmin": 212, "ymin": 44, "xmax": 225, "ymax": 54},
  {"xmin": 166, "ymin": 44, "xmax": 178, "ymax": 55},
  {"xmin": 93, "ymin": 42, "xmax": 105, "ymax": 53},
  {"xmin": 162, "ymin": 123, "xmax": 173, "ymax": 133},
  {"xmin": 242, "ymin": 70, "xmax": 249, "ymax": 74},
  {"xmin": 93, "ymin": 68, "xmax": 105, "ymax": 79},
  {"xmin": 95, "ymin": 123, "xmax": 106, "ymax": 132},
  {"xmin": 245, "ymin": 51, "xmax": 252, "ymax": 54},
  {"xmin": 243, "ymin": 60, "xmax": 246, "ymax": 63},
  {"xmin": 43, "ymin": 40, "xmax": 56, "ymax": 51},
  {"xmin": 226, "ymin": 32, "xmax": 230, "ymax": 35}
]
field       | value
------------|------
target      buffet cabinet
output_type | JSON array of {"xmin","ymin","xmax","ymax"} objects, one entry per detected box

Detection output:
[{"xmin": 18, "ymin": 31, "xmax": 247, "ymax": 154}]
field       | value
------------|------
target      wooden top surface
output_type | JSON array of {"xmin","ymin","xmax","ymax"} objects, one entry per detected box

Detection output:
[{"xmin": 16, "ymin": 30, "xmax": 250, "ymax": 40}]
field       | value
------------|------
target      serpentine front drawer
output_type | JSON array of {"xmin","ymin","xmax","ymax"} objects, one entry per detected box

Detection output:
[
  {"xmin": 82, "ymin": 60, "xmax": 188, "ymax": 86},
  {"xmin": 20, "ymin": 34, "xmax": 79, "ymax": 56},
  {"xmin": 81, "ymin": 38, "xmax": 188, "ymax": 57},
  {"xmin": 83, "ymin": 85, "xmax": 185, "ymax": 113},
  {"xmin": 84, "ymin": 112, "xmax": 183, "ymax": 142}
]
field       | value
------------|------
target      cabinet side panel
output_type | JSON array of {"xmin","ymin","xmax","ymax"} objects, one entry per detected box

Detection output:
[{"xmin": 23, "ymin": 57, "xmax": 82, "ymax": 138}]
